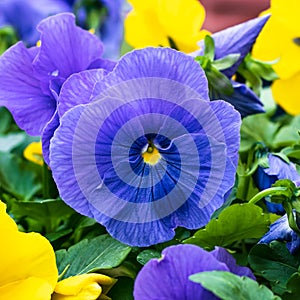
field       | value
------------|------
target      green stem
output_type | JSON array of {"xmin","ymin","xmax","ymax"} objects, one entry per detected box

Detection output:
[{"xmin": 248, "ymin": 187, "xmax": 287, "ymax": 205}]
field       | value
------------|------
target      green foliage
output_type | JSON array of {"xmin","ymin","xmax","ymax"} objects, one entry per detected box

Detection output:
[
  {"xmin": 56, "ymin": 234, "xmax": 132, "ymax": 280},
  {"xmin": 189, "ymin": 271, "xmax": 281, "ymax": 300},
  {"xmin": 136, "ymin": 249, "xmax": 161, "ymax": 265},
  {"xmin": 0, "ymin": 152, "xmax": 41, "ymax": 200},
  {"xmin": 249, "ymin": 242, "xmax": 300, "ymax": 295},
  {"xmin": 183, "ymin": 203, "xmax": 270, "ymax": 249}
]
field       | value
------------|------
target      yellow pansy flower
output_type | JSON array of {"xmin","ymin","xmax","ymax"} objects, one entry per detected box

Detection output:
[
  {"xmin": 0, "ymin": 201, "xmax": 58, "ymax": 300},
  {"xmin": 252, "ymin": 0, "xmax": 300, "ymax": 115},
  {"xmin": 52, "ymin": 273, "xmax": 117, "ymax": 300},
  {"xmin": 125, "ymin": 0, "xmax": 210, "ymax": 53},
  {"xmin": 24, "ymin": 141, "xmax": 44, "ymax": 166}
]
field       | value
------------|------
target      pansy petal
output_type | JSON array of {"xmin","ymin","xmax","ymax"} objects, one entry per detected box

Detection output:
[
  {"xmin": 259, "ymin": 213, "xmax": 300, "ymax": 254},
  {"xmin": 0, "ymin": 277, "xmax": 54, "ymax": 300},
  {"xmin": 211, "ymin": 247, "xmax": 255, "ymax": 279},
  {"xmin": 33, "ymin": 13, "xmax": 104, "ymax": 92},
  {"xmin": 134, "ymin": 244, "xmax": 229, "ymax": 300},
  {"xmin": 42, "ymin": 111, "xmax": 60, "ymax": 165},
  {"xmin": 195, "ymin": 15, "xmax": 270, "ymax": 77},
  {"xmin": 0, "ymin": 0, "xmax": 71, "ymax": 45},
  {"xmin": 0, "ymin": 231, "xmax": 57, "ymax": 293},
  {"xmin": 210, "ymin": 81, "xmax": 265, "ymax": 118},
  {"xmin": 58, "ymin": 69, "xmax": 107, "ymax": 117},
  {"xmin": 92, "ymin": 47, "xmax": 209, "ymax": 101},
  {"xmin": 0, "ymin": 201, "xmax": 18, "ymax": 232},
  {"xmin": 272, "ymin": 73, "xmax": 300, "ymax": 116},
  {"xmin": 0, "ymin": 42, "xmax": 55, "ymax": 135}
]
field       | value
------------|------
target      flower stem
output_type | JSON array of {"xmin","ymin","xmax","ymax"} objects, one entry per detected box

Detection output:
[{"xmin": 248, "ymin": 187, "xmax": 287, "ymax": 205}]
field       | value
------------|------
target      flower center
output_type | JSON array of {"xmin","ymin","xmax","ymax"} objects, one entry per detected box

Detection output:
[
  {"xmin": 293, "ymin": 37, "xmax": 300, "ymax": 46},
  {"xmin": 142, "ymin": 141, "xmax": 161, "ymax": 165}
]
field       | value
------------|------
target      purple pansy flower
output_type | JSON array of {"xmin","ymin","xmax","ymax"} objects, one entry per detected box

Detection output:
[
  {"xmin": 254, "ymin": 154, "xmax": 300, "ymax": 214},
  {"xmin": 191, "ymin": 15, "xmax": 270, "ymax": 118},
  {"xmin": 0, "ymin": 13, "xmax": 113, "ymax": 137},
  {"xmin": 260, "ymin": 213, "xmax": 300, "ymax": 254},
  {"xmin": 49, "ymin": 47, "xmax": 241, "ymax": 246},
  {"xmin": 0, "ymin": 0, "xmax": 72, "ymax": 45},
  {"xmin": 134, "ymin": 244, "xmax": 255, "ymax": 299}
]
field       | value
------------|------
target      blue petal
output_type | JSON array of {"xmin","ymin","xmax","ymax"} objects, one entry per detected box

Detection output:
[
  {"xmin": 133, "ymin": 244, "xmax": 229, "ymax": 300},
  {"xmin": 193, "ymin": 15, "xmax": 270, "ymax": 77},
  {"xmin": 0, "ymin": 0, "xmax": 71, "ymax": 45},
  {"xmin": 33, "ymin": 13, "xmax": 104, "ymax": 94},
  {"xmin": 0, "ymin": 42, "xmax": 55, "ymax": 135},
  {"xmin": 210, "ymin": 81, "xmax": 265, "ymax": 118},
  {"xmin": 92, "ymin": 47, "xmax": 210, "ymax": 101}
]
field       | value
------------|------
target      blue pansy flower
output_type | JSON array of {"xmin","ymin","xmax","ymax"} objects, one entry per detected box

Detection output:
[
  {"xmin": 0, "ymin": 0, "xmax": 72, "ymax": 45},
  {"xmin": 134, "ymin": 244, "xmax": 255, "ymax": 299},
  {"xmin": 0, "ymin": 13, "xmax": 114, "ymax": 137},
  {"xmin": 191, "ymin": 15, "xmax": 270, "ymax": 118},
  {"xmin": 260, "ymin": 213, "xmax": 300, "ymax": 254},
  {"xmin": 254, "ymin": 153, "xmax": 300, "ymax": 214},
  {"xmin": 49, "ymin": 47, "xmax": 241, "ymax": 246}
]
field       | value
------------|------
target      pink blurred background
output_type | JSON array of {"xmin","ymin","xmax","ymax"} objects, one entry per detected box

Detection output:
[{"xmin": 201, "ymin": 0, "xmax": 270, "ymax": 32}]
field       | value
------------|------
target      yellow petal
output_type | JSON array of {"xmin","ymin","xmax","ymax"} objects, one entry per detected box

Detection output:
[
  {"xmin": 124, "ymin": 0, "xmax": 208, "ymax": 52},
  {"xmin": 0, "ymin": 200, "xmax": 58, "ymax": 298},
  {"xmin": 0, "ymin": 277, "xmax": 54, "ymax": 300},
  {"xmin": 23, "ymin": 141, "xmax": 44, "ymax": 166},
  {"xmin": 0, "ymin": 231, "xmax": 58, "ymax": 291},
  {"xmin": 252, "ymin": 1, "xmax": 300, "ymax": 79},
  {"xmin": 157, "ymin": 0, "xmax": 207, "ymax": 52},
  {"xmin": 53, "ymin": 273, "xmax": 117, "ymax": 300},
  {"xmin": 272, "ymin": 72, "xmax": 300, "ymax": 116},
  {"xmin": 0, "ymin": 201, "xmax": 18, "ymax": 232}
]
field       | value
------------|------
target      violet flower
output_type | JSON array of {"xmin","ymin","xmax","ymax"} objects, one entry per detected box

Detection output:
[
  {"xmin": 0, "ymin": 13, "xmax": 114, "ymax": 137},
  {"xmin": 0, "ymin": 0, "xmax": 72, "ymax": 45},
  {"xmin": 191, "ymin": 15, "xmax": 270, "ymax": 118},
  {"xmin": 254, "ymin": 154, "xmax": 300, "ymax": 214},
  {"xmin": 260, "ymin": 213, "xmax": 300, "ymax": 254},
  {"xmin": 134, "ymin": 244, "xmax": 255, "ymax": 300},
  {"xmin": 49, "ymin": 47, "xmax": 241, "ymax": 246}
]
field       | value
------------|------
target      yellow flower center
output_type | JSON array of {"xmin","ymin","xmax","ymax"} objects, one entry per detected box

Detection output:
[{"xmin": 142, "ymin": 142, "xmax": 161, "ymax": 165}]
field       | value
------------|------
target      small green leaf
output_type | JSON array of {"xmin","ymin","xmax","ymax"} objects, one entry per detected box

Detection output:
[
  {"xmin": 206, "ymin": 66, "xmax": 234, "ymax": 95},
  {"xmin": 189, "ymin": 271, "xmax": 281, "ymax": 300},
  {"xmin": 183, "ymin": 203, "xmax": 269, "ymax": 248},
  {"xmin": 249, "ymin": 242, "xmax": 300, "ymax": 295},
  {"xmin": 282, "ymin": 273, "xmax": 300, "ymax": 299},
  {"xmin": 137, "ymin": 249, "xmax": 161, "ymax": 265},
  {"xmin": 0, "ymin": 133, "xmax": 26, "ymax": 152},
  {"xmin": 203, "ymin": 35, "xmax": 215, "ymax": 61},
  {"xmin": 56, "ymin": 234, "xmax": 132, "ymax": 280},
  {"xmin": 212, "ymin": 53, "xmax": 240, "ymax": 71}
]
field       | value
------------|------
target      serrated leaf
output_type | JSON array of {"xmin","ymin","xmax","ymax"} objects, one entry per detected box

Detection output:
[
  {"xmin": 189, "ymin": 271, "xmax": 281, "ymax": 300},
  {"xmin": 249, "ymin": 241, "xmax": 300, "ymax": 295},
  {"xmin": 183, "ymin": 203, "xmax": 269, "ymax": 248},
  {"xmin": 56, "ymin": 234, "xmax": 131, "ymax": 280},
  {"xmin": 136, "ymin": 249, "xmax": 161, "ymax": 265}
]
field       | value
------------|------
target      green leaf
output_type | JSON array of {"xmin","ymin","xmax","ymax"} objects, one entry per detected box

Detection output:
[
  {"xmin": 203, "ymin": 35, "xmax": 215, "ymax": 61},
  {"xmin": 137, "ymin": 249, "xmax": 161, "ymax": 265},
  {"xmin": 249, "ymin": 242, "xmax": 300, "ymax": 295},
  {"xmin": 107, "ymin": 277, "xmax": 134, "ymax": 300},
  {"xmin": 189, "ymin": 271, "xmax": 281, "ymax": 300},
  {"xmin": 0, "ymin": 152, "xmax": 41, "ymax": 200},
  {"xmin": 183, "ymin": 203, "xmax": 269, "ymax": 248},
  {"xmin": 56, "ymin": 234, "xmax": 132, "ymax": 279},
  {"xmin": 8, "ymin": 198, "xmax": 75, "ymax": 233},
  {"xmin": 240, "ymin": 113, "xmax": 280, "ymax": 153},
  {"xmin": 0, "ymin": 133, "xmax": 26, "ymax": 152},
  {"xmin": 206, "ymin": 66, "xmax": 234, "ymax": 95},
  {"xmin": 282, "ymin": 273, "xmax": 300, "ymax": 299},
  {"xmin": 212, "ymin": 53, "xmax": 240, "ymax": 71},
  {"xmin": 0, "ymin": 107, "xmax": 16, "ymax": 133}
]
